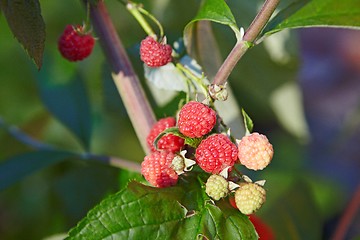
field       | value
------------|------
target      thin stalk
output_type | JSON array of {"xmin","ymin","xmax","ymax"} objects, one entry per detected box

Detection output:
[
  {"xmin": 126, "ymin": 2, "xmax": 156, "ymax": 37},
  {"xmin": 0, "ymin": 116, "xmax": 141, "ymax": 172},
  {"xmin": 87, "ymin": 0, "xmax": 156, "ymax": 154},
  {"xmin": 176, "ymin": 63, "xmax": 210, "ymax": 100},
  {"xmin": 331, "ymin": 184, "xmax": 360, "ymax": 240},
  {"xmin": 212, "ymin": 0, "xmax": 280, "ymax": 86}
]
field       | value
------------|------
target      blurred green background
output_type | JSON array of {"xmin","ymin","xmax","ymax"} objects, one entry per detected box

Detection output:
[{"xmin": 1, "ymin": 0, "xmax": 359, "ymax": 239}]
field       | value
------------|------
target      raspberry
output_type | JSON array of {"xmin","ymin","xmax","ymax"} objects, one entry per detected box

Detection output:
[
  {"xmin": 141, "ymin": 151, "xmax": 178, "ymax": 188},
  {"xmin": 249, "ymin": 215, "xmax": 275, "ymax": 240},
  {"xmin": 140, "ymin": 36, "xmax": 172, "ymax": 67},
  {"xmin": 205, "ymin": 174, "xmax": 229, "ymax": 200},
  {"xmin": 195, "ymin": 134, "xmax": 238, "ymax": 174},
  {"xmin": 178, "ymin": 101, "xmax": 216, "ymax": 138},
  {"xmin": 238, "ymin": 132, "xmax": 274, "ymax": 171},
  {"xmin": 146, "ymin": 117, "xmax": 184, "ymax": 153},
  {"xmin": 58, "ymin": 25, "xmax": 95, "ymax": 61},
  {"xmin": 234, "ymin": 182, "xmax": 266, "ymax": 215}
]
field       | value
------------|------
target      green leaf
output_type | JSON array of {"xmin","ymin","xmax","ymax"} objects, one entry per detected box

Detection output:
[
  {"xmin": 241, "ymin": 109, "xmax": 254, "ymax": 135},
  {"xmin": 155, "ymin": 127, "xmax": 203, "ymax": 148},
  {"xmin": 0, "ymin": 150, "xmax": 75, "ymax": 191},
  {"xmin": 0, "ymin": 0, "xmax": 45, "ymax": 69},
  {"xmin": 36, "ymin": 61, "xmax": 93, "ymax": 150},
  {"xmin": 184, "ymin": 0, "xmax": 241, "ymax": 55},
  {"xmin": 66, "ymin": 174, "xmax": 257, "ymax": 239},
  {"xmin": 261, "ymin": 0, "xmax": 360, "ymax": 38}
]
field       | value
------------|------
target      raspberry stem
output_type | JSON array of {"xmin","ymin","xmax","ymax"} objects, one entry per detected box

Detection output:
[
  {"xmin": 86, "ymin": 0, "xmax": 156, "ymax": 153},
  {"xmin": 176, "ymin": 63, "xmax": 211, "ymax": 101},
  {"xmin": 212, "ymin": 0, "xmax": 280, "ymax": 86},
  {"xmin": 126, "ymin": 2, "xmax": 164, "ymax": 38}
]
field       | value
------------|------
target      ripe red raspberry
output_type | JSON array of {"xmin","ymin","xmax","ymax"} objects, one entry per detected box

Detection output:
[
  {"xmin": 140, "ymin": 36, "xmax": 172, "ymax": 67},
  {"xmin": 147, "ymin": 117, "xmax": 184, "ymax": 153},
  {"xmin": 234, "ymin": 182, "xmax": 266, "ymax": 215},
  {"xmin": 238, "ymin": 132, "xmax": 274, "ymax": 171},
  {"xmin": 195, "ymin": 134, "xmax": 238, "ymax": 174},
  {"xmin": 178, "ymin": 101, "xmax": 216, "ymax": 138},
  {"xmin": 141, "ymin": 151, "xmax": 178, "ymax": 188},
  {"xmin": 58, "ymin": 25, "xmax": 95, "ymax": 61}
]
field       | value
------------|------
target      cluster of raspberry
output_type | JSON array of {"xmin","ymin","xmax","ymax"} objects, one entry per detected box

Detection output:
[{"xmin": 142, "ymin": 99, "xmax": 273, "ymax": 215}]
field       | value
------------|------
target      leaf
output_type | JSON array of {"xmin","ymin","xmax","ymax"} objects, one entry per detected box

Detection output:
[
  {"xmin": 0, "ymin": 150, "xmax": 75, "ymax": 191},
  {"xmin": 66, "ymin": 174, "xmax": 257, "ymax": 239},
  {"xmin": 241, "ymin": 109, "xmax": 254, "ymax": 135},
  {"xmin": 0, "ymin": 0, "xmax": 45, "ymax": 69},
  {"xmin": 36, "ymin": 61, "xmax": 93, "ymax": 150},
  {"xmin": 144, "ymin": 63, "xmax": 188, "ymax": 92},
  {"xmin": 260, "ymin": 0, "xmax": 360, "ymax": 38},
  {"xmin": 154, "ymin": 127, "xmax": 203, "ymax": 148},
  {"xmin": 184, "ymin": 0, "xmax": 241, "ymax": 55}
]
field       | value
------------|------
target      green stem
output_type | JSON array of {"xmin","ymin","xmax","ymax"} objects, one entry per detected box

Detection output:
[
  {"xmin": 126, "ymin": 2, "xmax": 156, "ymax": 37},
  {"xmin": 138, "ymin": 6, "xmax": 164, "ymax": 38},
  {"xmin": 212, "ymin": 0, "xmax": 280, "ymax": 86},
  {"xmin": 176, "ymin": 63, "xmax": 210, "ymax": 100},
  {"xmin": 86, "ymin": 0, "xmax": 156, "ymax": 154}
]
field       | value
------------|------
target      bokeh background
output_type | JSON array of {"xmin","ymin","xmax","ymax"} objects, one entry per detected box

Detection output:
[{"xmin": 0, "ymin": 0, "xmax": 359, "ymax": 239}]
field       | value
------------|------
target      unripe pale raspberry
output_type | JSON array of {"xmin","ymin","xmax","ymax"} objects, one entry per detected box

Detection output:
[
  {"xmin": 170, "ymin": 155, "xmax": 185, "ymax": 172},
  {"xmin": 141, "ymin": 151, "xmax": 178, "ymax": 188},
  {"xmin": 234, "ymin": 182, "xmax": 266, "ymax": 215},
  {"xmin": 58, "ymin": 25, "xmax": 95, "ymax": 61},
  {"xmin": 140, "ymin": 36, "xmax": 172, "ymax": 67},
  {"xmin": 196, "ymin": 134, "xmax": 238, "ymax": 174},
  {"xmin": 178, "ymin": 101, "xmax": 217, "ymax": 138},
  {"xmin": 205, "ymin": 174, "xmax": 229, "ymax": 200},
  {"xmin": 238, "ymin": 132, "xmax": 273, "ymax": 170},
  {"xmin": 146, "ymin": 117, "xmax": 184, "ymax": 153}
]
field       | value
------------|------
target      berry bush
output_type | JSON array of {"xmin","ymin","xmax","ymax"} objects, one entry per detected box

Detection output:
[{"xmin": 0, "ymin": 0, "xmax": 360, "ymax": 239}]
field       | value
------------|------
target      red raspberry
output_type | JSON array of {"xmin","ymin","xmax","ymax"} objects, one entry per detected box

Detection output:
[
  {"xmin": 58, "ymin": 25, "xmax": 95, "ymax": 61},
  {"xmin": 249, "ymin": 215, "xmax": 275, "ymax": 240},
  {"xmin": 141, "ymin": 151, "xmax": 178, "ymax": 188},
  {"xmin": 178, "ymin": 101, "xmax": 216, "ymax": 138},
  {"xmin": 146, "ymin": 117, "xmax": 184, "ymax": 153},
  {"xmin": 195, "ymin": 134, "xmax": 238, "ymax": 174},
  {"xmin": 140, "ymin": 36, "xmax": 172, "ymax": 67},
  {"xmin": 238, "ymin": 132, "xmax": 274, "ymax": 171}
]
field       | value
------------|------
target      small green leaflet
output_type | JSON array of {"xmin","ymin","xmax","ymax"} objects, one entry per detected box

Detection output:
[{"xmin": 242, "ymin": 109, "xmax": 254, "ymax": 135}]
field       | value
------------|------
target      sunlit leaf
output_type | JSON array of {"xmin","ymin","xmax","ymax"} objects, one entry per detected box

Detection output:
[
  {"xmin": 66, "ymin": 174, "xmax": 257, "ymax": 239},
  {"xmin": 184, "ymin": 0, "xmax": 241, "ymax": 55},
  {"xmin": 260, "ymin": 0, "xmax": 360, "ymax": 38},
  {"xmin": 144, "ymin": 63, "xmax": 188, "ymax": 92},
  {"xmin": 0, "ymin": 0, "xmax": 45, "ymax": 69}
]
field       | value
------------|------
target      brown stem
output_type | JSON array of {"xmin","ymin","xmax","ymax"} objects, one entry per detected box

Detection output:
[
  {"xmin": 212, "ymin": 0, "xmax": 280, "ymax": 86},
  {"xmin": 87, "ymin": 0, "xmax": 155, "ymax": 154},
  {"xmin": 331, "ymin": 184, "xmax": 360, "ymax": 240}
]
